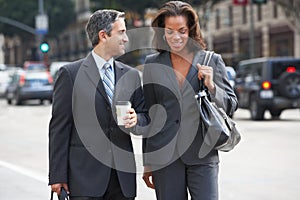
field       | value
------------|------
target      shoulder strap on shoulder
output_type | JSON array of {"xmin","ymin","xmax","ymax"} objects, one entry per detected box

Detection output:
[{"xmin": 203, "ymin": 50, "xmax": 214, "ymax": 66}]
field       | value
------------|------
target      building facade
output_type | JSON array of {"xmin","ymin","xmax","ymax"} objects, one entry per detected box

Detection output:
[
  {"xmin": 2, "ymin": 0, "xmax": 299, "ymax": 67},
  {"xmin": 203, "ymin": 0, "xmax": 299, "ymax": 66}
]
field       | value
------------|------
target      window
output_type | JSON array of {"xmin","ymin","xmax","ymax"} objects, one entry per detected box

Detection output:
[
  {"xmin": 242, "ymin": 6, "xmax": 247, "ymax": 24},
  {"xmin": 273, "ymin": 3, "xmax": 278, "ymax": 18},
  {"xmin": 216, "ymin": 9, "xmax": 220, "ymax": 29},
  {"xmin": 228, "ymin": 6, "xmax": 233, "ymax": 27},
  {"xmin": 257, "ymin": 5, "xmax": 262, "ymax": 21}
]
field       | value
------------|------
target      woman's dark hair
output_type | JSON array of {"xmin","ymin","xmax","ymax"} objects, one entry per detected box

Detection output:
[{"xmin": 151, "ymin": 1, "xmax": 206, "ymax": 52}]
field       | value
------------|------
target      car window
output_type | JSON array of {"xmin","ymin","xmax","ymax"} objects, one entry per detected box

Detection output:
[
  {"xmin": 27, "ymin": 64, "xmax": 47, "ymax": 71},
  {"xmin": 271, "ymin": 60, "xmax": 300, "ymax": 79}
]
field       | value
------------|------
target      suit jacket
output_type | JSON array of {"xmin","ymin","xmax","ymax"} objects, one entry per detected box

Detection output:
[
  {"xmin": 48, "ymin": 53, "xmax": 147, "ymax": 197},
  {"xmin": 142, "ymin": 50, "xmax": 238, "ymax": 166}
]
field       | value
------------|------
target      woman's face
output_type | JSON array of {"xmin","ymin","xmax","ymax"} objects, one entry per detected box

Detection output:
[{"xmin": 164, "ymin": 15, "xmax": 189, "ymax": 53}]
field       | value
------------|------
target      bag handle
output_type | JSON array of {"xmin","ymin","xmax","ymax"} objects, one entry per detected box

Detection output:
[
  {"xmin": 199, "ymin": 51, "xmax": 214, "ymax": 91},
  {"xmin": 50, "ymin": 187, "xmax": 69, "ymax": 200}
]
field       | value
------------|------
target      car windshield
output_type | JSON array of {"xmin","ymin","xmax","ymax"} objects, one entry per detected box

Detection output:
[
  {"xmin": 26, "ymin": 64, "xmax": 47, "ymax": 71},
  {"xmin": 23, "ymin": 71, "xmax": 52, "ymax": 86}
]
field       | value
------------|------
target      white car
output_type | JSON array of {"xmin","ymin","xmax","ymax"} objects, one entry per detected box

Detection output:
[
  {"xmin": 0, "ymin": 65, "xmax": 19, "ymax": 97},
  {"xmin": 49, "ymin": 61, "xmax": 70, "ymax": 80},
  {"xmin": 226, "ymin": 66, "xmax": 236, "ymax": 87}
]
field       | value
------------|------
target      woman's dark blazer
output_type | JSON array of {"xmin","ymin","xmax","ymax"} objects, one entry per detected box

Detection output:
[{"xmin": 142, "ymin": 50, "xmax": 238, "ymax": 166}]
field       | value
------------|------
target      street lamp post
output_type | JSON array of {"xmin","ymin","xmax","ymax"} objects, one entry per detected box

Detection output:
[{"xmin": 35, "ymin": 0, "xmax": 49, "ymax": 61}]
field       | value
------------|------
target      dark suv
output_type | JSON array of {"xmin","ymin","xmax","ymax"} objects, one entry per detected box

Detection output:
[{"xmin": 234, "ymin": 57, "xmax": 300, "ymax": 120}]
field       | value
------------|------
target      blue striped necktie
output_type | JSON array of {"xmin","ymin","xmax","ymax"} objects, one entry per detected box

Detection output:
[{"xmin": 103, "ymin": 63, "xmax": 114, "ymax": 104}]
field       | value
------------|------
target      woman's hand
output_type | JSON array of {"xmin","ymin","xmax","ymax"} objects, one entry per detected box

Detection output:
[
  {"xmin": 197, "ymin": 63, "xmax": 216, "ymax": 95},
  {"xmin": 142, "ymin": 166, "xmax": 155, "ymax": 189}
]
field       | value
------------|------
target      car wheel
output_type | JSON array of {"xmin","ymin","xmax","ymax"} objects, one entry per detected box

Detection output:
[
  {"xmin": 270, "ymin": 109, "xmax": 282, "ymax": 120},
  {"xmin": 250, "ymin": 94, "xmax": 264, "ymax": 120},
  {"xmin": 7, "ymin": 99, "xmax": 12, "ymax": 105},
  {"xmin": 278, "ymin": 72, "xmax": 300, "ymax": 99},
  {"xmin": 12, "ymin": 93, "xmax": 22, "ymax": 105}
]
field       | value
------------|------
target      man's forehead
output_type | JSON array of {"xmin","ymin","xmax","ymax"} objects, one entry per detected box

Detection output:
[{"xmin": 112, "ymin": 18, "xmax": 126, "ymax": 29}]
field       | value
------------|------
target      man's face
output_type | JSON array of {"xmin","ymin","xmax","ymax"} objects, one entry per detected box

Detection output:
[{"xmin": 105, "ymin": 18, "xmax": 129, "ymax": 57}]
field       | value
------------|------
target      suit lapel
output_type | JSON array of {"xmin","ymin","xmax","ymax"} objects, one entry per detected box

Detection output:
[
  {"xmin": 159, "ymin": 52, "xmax": 181, "ymax": 97},
  {"xmin": 183, "ymin": 50, "xmax": 206, "ymax": 91},
  {"xmin": 83, "ymin": 53, "xmax": 110, "ymax": 104},
  {"xmin": 113, "ymin": 61, "xmax": 125, "ymax": 104}
]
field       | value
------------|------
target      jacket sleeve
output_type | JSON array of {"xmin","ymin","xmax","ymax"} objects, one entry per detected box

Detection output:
[
  {"xmin": 129, "ymin": 69, "xmax": 149, "ymax": 135},
  {"xmin": 48, "ymin": 67, "xmax": 73, "ymax": 185},
  {"xmin": 209, "ymin": 53, "xmax": 238, "ymax": 116},
  {"xmin": 141, "ymin": 55, "xmax": 158, "ymax": 165}
]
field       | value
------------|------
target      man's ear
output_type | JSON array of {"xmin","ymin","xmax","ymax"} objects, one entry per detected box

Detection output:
[{"xmin": 98, "ymin": 30, "xmax": 107, "ymax": 42}]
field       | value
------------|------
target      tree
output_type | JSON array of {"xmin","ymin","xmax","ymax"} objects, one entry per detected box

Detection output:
[{"xmin": 0, "ymin": 0, "xmax": 75, "ymax": 38}]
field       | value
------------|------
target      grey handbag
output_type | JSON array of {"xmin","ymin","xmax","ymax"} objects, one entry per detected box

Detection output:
[{"xmin": 195, "ymin": 51, "xmax": 241, "ymax": 152}]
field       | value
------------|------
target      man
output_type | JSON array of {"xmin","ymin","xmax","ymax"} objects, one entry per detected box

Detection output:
[{"xmin": 49, "ymin": 9, "xmax": 147, "ymax": 200}]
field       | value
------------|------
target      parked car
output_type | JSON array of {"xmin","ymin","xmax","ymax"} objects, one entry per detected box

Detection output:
[
  {"xmin": 23, "ymin": 61, "xmax": 48, "ymax": 71},
  {"xmin": 226, "ymin": 66, "xmax": 236, "ymax": 87},
  {"xmin": 6, "ymin": 69, "xmax": 53, "ymax": 105},
  {"xmin": 234, "ymin": 57, "xmax": 300, "ymax": 120},
  {"xmin": 0, "ymin": 65, "xmax": 19, "ymax": 97},
  {"xmin": 49, "ymin": 61, "xmax": 70, "ymax": 81}
]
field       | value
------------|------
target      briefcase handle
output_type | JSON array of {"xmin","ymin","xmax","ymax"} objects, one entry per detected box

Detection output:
[{"xmin": 50, "ymin": 187, "xmax": 69, "ymax": 200}]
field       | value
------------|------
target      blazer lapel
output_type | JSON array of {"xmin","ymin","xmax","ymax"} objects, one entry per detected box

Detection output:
[
  {"xmin": 83, "ymin": 53, "xmax": 110, "ymax": 104},
  {"xmin": 183, "ymin": 50, "xmax": 206, "ymax": 91},
  {"xmin": 113, "ymin": 61, "xmax": 126, "ymax": 104},
  {"xmin": 159, "ymin": 52, "xmax": 181, "ymax": 97}
]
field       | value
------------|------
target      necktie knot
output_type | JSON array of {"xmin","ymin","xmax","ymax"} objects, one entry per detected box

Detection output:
[{"xmin": 104, "ymin": 63, "xmax": 111, "ymax": 70}]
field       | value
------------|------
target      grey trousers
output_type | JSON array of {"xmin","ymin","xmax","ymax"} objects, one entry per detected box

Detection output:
[{"xmin": 152, "ymin": 158, "xmax": 219, "ymax": 200}]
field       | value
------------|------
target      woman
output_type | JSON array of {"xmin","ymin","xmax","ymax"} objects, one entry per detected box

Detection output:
[{"xmin": 142, "ymin": 1, "xmax": 238, "ymax": 200}]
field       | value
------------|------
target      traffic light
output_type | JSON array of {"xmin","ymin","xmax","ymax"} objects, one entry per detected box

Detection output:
[
  {"xmin": 40, "ymin": 42, "xmax": 50, "ymax": 53},
  {"xmin": 252, "ymin": 0, "xmax": 267, "ymax": 4}
]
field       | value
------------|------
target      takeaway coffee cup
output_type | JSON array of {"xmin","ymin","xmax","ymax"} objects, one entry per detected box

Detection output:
[{"xmin": 116, "ymin": 101, "xmax": 131, "ymax": 126}]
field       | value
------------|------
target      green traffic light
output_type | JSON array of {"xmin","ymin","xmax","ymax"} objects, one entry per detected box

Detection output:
[{"xmin": 40, "ymin": 42, "xmax": 50, "ymax": 53}]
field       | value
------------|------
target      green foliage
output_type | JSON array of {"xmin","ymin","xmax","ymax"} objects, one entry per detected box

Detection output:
[{"xmin": 0, "ymin": 0, "xmax": 75, "ymax": 38}]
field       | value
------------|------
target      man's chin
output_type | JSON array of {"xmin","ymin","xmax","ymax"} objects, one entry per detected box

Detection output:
[{"xmin": 114, "ymin": 50, "xmax": 126, "ymax": 57}]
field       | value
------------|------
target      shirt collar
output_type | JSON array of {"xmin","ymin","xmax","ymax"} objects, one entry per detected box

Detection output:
[{"xmin": 92, "ymin": 50, "xmax": 114, "ymax": 70}]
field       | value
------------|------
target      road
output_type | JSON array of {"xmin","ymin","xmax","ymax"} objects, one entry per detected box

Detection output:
[{"xmin": 0, "ymin": 98, "xmax": 300, "ymax": 200}]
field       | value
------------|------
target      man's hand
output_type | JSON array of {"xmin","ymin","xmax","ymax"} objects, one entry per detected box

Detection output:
[
  {"xmin": 124, "ymin": 108, "xmax": 137, "ymax": 128},
  {"xmin": 142, "ymin": 166, "xmax": 155, "ymax": 189},
  {"xmin": 51, "ymin": 183, "xmax": 69, "ymax": 195}
]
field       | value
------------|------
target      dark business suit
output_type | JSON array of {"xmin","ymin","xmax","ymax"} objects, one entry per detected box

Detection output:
[
  {"xmin": 49, "ymin": 53, "xmax": 147, "ymax": 199},
  {"xmin": 143, "ymin": 50, "xmax": 238, "ymax": 200}
]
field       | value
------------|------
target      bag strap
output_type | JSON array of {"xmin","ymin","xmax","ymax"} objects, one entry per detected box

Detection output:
[{"xmin": 199, "ymin": 51, "xmax": 214, "ymax": 91}]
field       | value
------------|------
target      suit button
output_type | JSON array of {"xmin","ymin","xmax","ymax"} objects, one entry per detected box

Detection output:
[{"xmin": 175, "ymin": 120, "xmax": 180, "ymax": 124}]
